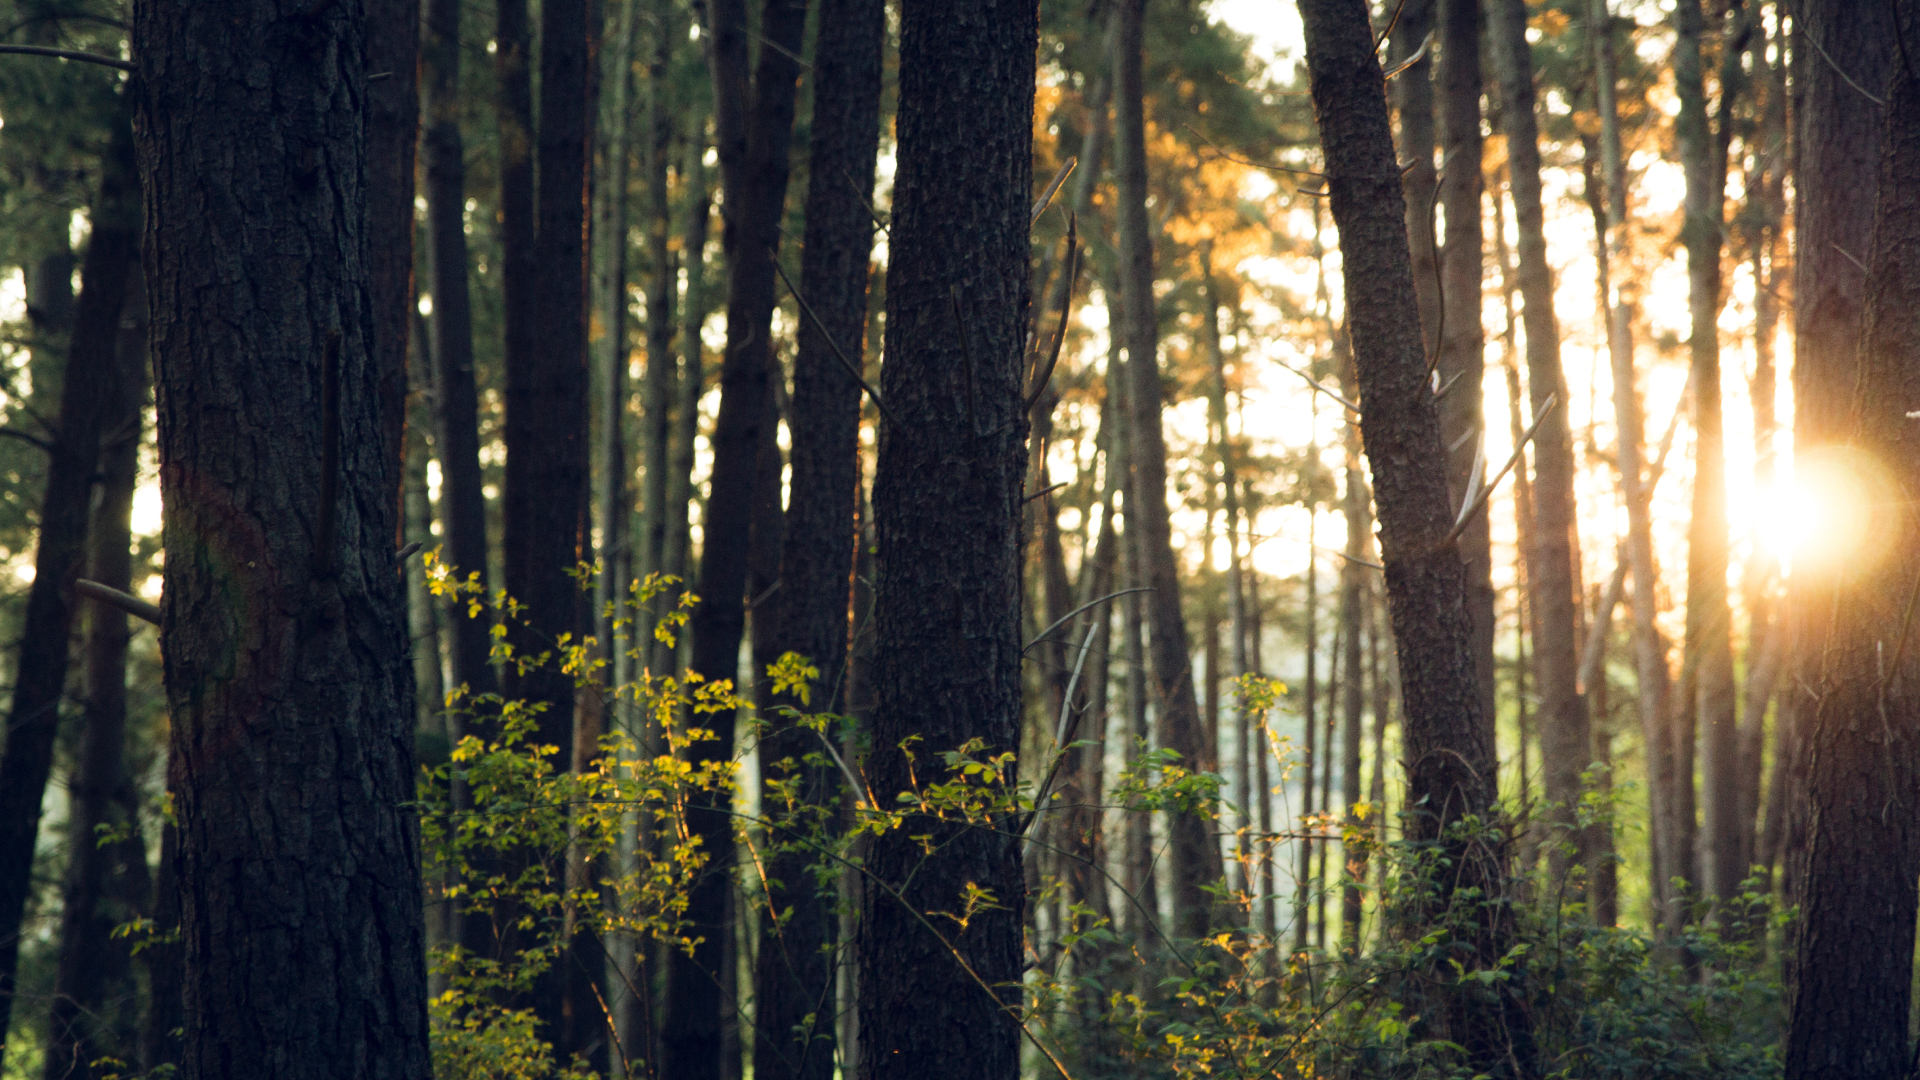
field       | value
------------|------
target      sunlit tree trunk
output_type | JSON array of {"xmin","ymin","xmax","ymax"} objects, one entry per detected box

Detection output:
[
  {"xmin": 1786, "ymin": 11, "xmax": 1920, "ymax": 1072},
  {"xmin": 1113, "ymin": 0, "xmax": 1222, "ymax": 941},
  {"xmin": 1338, "ymin": 355, "xmax": 1369, "ymax": 951},
  {"xmin": 1296, "ymin": 0, "xmax": 1535, "ymax": 1068},
  {"xmin": 1491, "ymin": 0, "xmax": 1594, "ymax": 895}
]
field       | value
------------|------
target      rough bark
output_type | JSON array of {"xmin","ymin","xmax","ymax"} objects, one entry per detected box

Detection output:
[
  {"xmin": 423, "ymin": 0, "xmax": 496, "ymax": 701},
  {"xmin": 368, "ymin": 0, "xmax": 421, "ymax": 525},
  {"xmin": 751, "ymin": 7, "xmax": 883, "ymax": 1068},
  {"xmin": 1491, "ymin": 0, "xmax": 1594, "ymax": 891},
  {"xmin": 1112, "ymin": 0, "xmax": 1222, "ymax": 941},
  {"xmin": 1296, "ymin": 0, "xmax": 1534, "ymax": 1069},
  {"xmin": 855, "ymin": 2, "xmax": 1035, "ymax": 1078},
  {"xmin": 1785, "ymin": 17, "xmax": 1920, "ymax": 1073},
  {"xmin": 132, "ymin": 0, "xmax": 432, "ymax": 1073},
  {"xmin": 0, "ymin": 100, "xmax": 139, "ymax": 1052},
  {"xmin": 664, "ymin": 0, "xmax": 808, "ymax": 1074}
]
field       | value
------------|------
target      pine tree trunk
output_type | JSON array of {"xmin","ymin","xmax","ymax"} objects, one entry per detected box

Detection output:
[
  {"xmin": 1112, "ymin": 0, "xmax": 1222, "ymax": 941},
  {"xmin": 1338, "ymin": 358, "xmax": 1369, "ymax": 951},
  {"xmin": 0, "ymin": 101, "xmax": 139, "ymax": 1051},
  {"xmin": 666, "ymin": 1, "xmax": 808, "ymax": 1074},
  {"xmin": 640, "ymin": 0, "xmax": 681, "ymax": 600},
  {"xmin": 1296, "ymin": 0, "xmax": 1535, "ymax": 1068},
  {"xmin": 1491, "ymin": 0, "xmax": 1594, "ymax": 893},
  {"xmin": 659, "ymin": 115, "xmax": 713, "ymax": 676},
  {"xmin": 132, "ymin": 1, "xmax": 432, "ymax": 1072},
  {"xmin": 1786, "ymin": 15, "xmax": 1920, "ymax": 1071},
  {"xmin": 856, "ymin": 1, "xmax": 1035, "ymax": 1075},
  {"xmin": 1294, "ymin": 488, "xmax": 1318, "ymax": 955},
  {"xmin": 754, "ymin": 0, "xmax": 883, "ymax": 1073},
  {"xmin": 423, "ymin": 0, "xmax": 497, "ymax": 702},
  {"xmin": 369, "ymin": 0, "xmax": 421, "ymax": 525}
]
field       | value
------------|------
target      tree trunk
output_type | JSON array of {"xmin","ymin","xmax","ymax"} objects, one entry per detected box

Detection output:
[
  {"xmin": 856, "ymin": 1, "xmax": 1035, "ymax": 1076},
  {"xmin": 1491, "ymin": 0, "xmax": 1594, "ymax": 893},
  {"xmin": 423, "ymin": 0, "xmax": 496, "ymax": 703},
  {"xmin": 1786, "ymin": 16, "xmax": 1920, "ymax": 1073},
  {"xmin": 1390, "ymin": 0, "xmax": 1438, "ymax": 356},
  {"xmin": 1296, "ymin": 0, "xmax": 1535, "ymax": 1069},
  {"xmin": 1674, "ymin": 0, "xmax": 1749, "ymax": 909},
  {"xmin": 1202, "ymin": 269, "xmax": 1251, "ymax": 912},
  {"xmin": 666, "ymin": 1, "xmax": 809, "ymax": 1074},
  {"xmin": 1294, "ymin": 482, "xmax": 1318, "ymax": 954},
  {"xmin": 132, "ymin": 0, "xmax": 432, "ymax": 1072},
  {"xmin": 43, "ymin": 238, "xmax": 148, "ymax": 1080},
  {"xmin": 0, "ymin": 101, "xmax": 139, "ymax": 1052},
  {"xmin": 753, "ymin": 2, "xmax": 884, "ymax": 1074},
  {"xmin": 640, "ymin": 0, "xmax": 681, "ymax": 600},
  {"xmin": 594, "ymin": 0, "xmax": 639, "ymax": 681},
  {"xmin": 369, "ymin": 0, "xmax": 421, "ymax": 525},
  {"xmin": 659, "ymin": 112, "xmax": 713, "ymax": 676},
  {"xmin": 1112, "ymin": 0, "xmax": 1222, "ymax": 941},
  {"xmin": 1339, "ymin": 358, "xmax": 1369, "ymax": 951},
  {"xmin": 1437, "ymin": 0, "xmax": 1494, "ymax": 742}
]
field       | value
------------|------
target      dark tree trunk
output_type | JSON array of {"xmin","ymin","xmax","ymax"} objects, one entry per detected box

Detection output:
[
  {"xmin": 1490, "ymin": 0, "xmax": 1593, "ymax": 891},
  {"xmin": 423, "ymin": 0, "xmax": 496, "ymax": 701},
  {"xmin": 753, "ymin": 1, "xmax": 884, "ymax": 1072},
  {"xmin": 1113, "ymin": 0, "xmax": 1224, "ymax": 941},
  {"xmin": 856, "ymin": 0, "xmax": 1035, "ymax": 1076},
  {"xmin": 131, "ymin": 1, "xmax": 432, "ymax": 1074},
  {"xmin": 640, "ymin": 0, "xmax": 681, "ymax": 594},
  {"xmin": 44, "ymin": 209, "xmax": 148, "ymax": 1080},
  {"xmin": 369, "ymin": 0, "xmax": 421, "ymax": 525},
  {"xmin": 1296, "ymin": 0, "xmax": 1535, "ymax": 1071},
  {"xmin": 1780, "ymin": 0, "xmax": 1892, "ymax": 913},
  {"xmin": 1390, "ymin": 0, "xmax": 1438, "ymax": 356},
  {"xmin": 665, "ymin": 1, "xmax": 808, "ymax": 1075},
  {"xmin": 1781, "ymin": 1, "xmax": 1907, "ymax": 1076},
  {"xmin": 0, "ymin": 101, "xmax": 139, "ymax": 1052},
  {"xmin": 1786, "ymin": 14, "xmax": 1920, "ymax": 1072},
  {"xmin": 659, "ymin": 119, "xmax": 713, "ymax": 675}
]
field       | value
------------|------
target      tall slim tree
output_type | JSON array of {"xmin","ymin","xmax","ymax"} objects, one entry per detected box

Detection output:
[
  {"xmin": 664, "ymin": 0, "xmax": 808, "ymax": 1074},
  {"xmin": 640, "ymin": 0, "xmax": 681, "ymax": 603},
  {"xmin": 1113, "ymin": 0, "xmax": 1225, "ymax": 940},
  {"xmin": 1491, "ymin": 0, "xmax": 1594, "ymax": 889},
  {"xmin": 0, "ymin": 94, "xmax": 139, "ymax": 1052},
  {"xmin": 422, "ymin": 0, "xmax": 496, "ymax": 702},
  {"xmin": 1786, "ymin": 6, "xmax": 1920, "ymax": 1071},
  {"xmin": 131, "ymin": 0, "xmax": 432, "ymax": 1073},
  {"xmin": 857, "ymin": 0, "xmax": 1035, "ymax": 1073},
  {"xmin": 1673, "ymin": 0, "xmax": 1749, "ymax": 907},
  {"xmin": 754, "ymin": 0, "xmax": 884, "ymax": 1074},
  {"xmin": 1296, "ymin": 0, "xmax": 1535, "ymax": 1069}
]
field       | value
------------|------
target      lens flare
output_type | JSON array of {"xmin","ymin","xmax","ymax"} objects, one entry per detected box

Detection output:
[{"xmin": 1768, "ymin": 445, "xmax": 1901, "ymax": 581}]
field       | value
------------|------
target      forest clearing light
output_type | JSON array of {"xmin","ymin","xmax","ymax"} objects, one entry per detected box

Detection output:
[{"xmin": 1767, "ymin": 446, "xmax": 1898, "ymax": 580}]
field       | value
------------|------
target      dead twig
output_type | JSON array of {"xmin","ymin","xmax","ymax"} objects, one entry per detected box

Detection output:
[
  {"xmin": 770, "ymin": 256, "xmax": 898, "ymax": 425},
  {"xmin": 1447, "ymin": 392, "xmax": 1556, "ymax": 544},
  {"xmin": 76, "ymin": 579, "xmax": 160, "ymax": 627}
]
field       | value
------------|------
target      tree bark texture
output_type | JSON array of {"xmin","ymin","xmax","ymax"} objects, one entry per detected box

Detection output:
[
  {"xmin": 1491, "ymin": 0, "xmax": 1593, "ymax": 889},
  {"xmin": 1390, "ymin": 0, "xmax": 1438, "ymax": 359},
  {"xmin": 1113, "ymin": 0, "xmax": 1223, "ymax": 941},
  {"xmin": 665, "ymin": 1, "xmax": 808, "ymax": 1075},
  {"xmin": 1781, "ymin": 1, "xmax": 1908, "ymax": 1076},
  {"xmin": 132, "ymin": 0, "xmax": 433, "ymax": 1074},
  {"xmin": 1786, "ymin": 16, "xmax": 1920, "ymax": 1073},
  {"xmin": 857, "ymin": 1, "xmax": 1035, "ymax": 1076},
  {"xmin": 368, "ymin": 0, "xmax": 420, "ymax": 526},
  {"xmin": 423, "ymin": 0, "xmax": 496, "ymax": 702},
  {"xmin": 1296, "ymin": 0, "xmax": 1533, "ymax": 1070},
  {"xmin": 0, "ymin": 99, "xmax": 140, "ymax": 1052},
  {"xmin": 753, "ymin": 0, "xmax": 883, "ymax": 1071},
  {"xmin": 640, "ymin": 0, "xmax": 681, "ymax": 595}
]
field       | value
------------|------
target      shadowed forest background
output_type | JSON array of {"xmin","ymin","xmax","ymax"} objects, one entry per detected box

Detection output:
[{"xmin": 0, "ymin": 0, "xmax": 1917, "ymax": 1077}]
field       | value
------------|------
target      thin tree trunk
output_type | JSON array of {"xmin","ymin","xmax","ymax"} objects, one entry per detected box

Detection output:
[
  {"xmin": 856, "ymin": 2, "xmax": 1035, "ymax": 1076},
  {"xmin": 1203, "ymin": 268, "xmax": 1251, "ymax": 910},
  {"xmin": 1296, "ymin": 0, "xmax": 1536, "ymax": 1069},
  {"xmin": 0, "ymin": 104, "xmax": 138, "ymax": 1050},
  {"xmin": 1786, "ymin": 18, "xmax": 1920, "ymax": 1072},
  {"xmin": 1491, "ymin": 0, "xmax": 1594, "ymax": 893},
  {"xmin": 1390, "ymin": 0, "xmax": 1438, "ymax": 356},
  {"xmin": 1590, "ymin": 0, "xmax": 1676, "ymax": 934},
  {"xmin": 43, "ymin": 256, "xmax": 148, "ymax": 1080},
  {"xmin": 1294, "ymin": 488, "xmax": 1318, "ymax": 954},
  {"xmin": 1339, "ymin": 359, "xmax": 1369, "ymax": 951},
  {"xmin": 132, "ymin": 1, "xmax": 432, "ymax": 1071},
  {"xmin": 1674, "ymin": 0, "xmax": 1749, "ymax": 909},
  {"xmin": 594, "ymin": 0, "xmax": 638, "ymax": 675},
  {"xmin": 1437, "ymin": 0, "xmax": 1494, "ymax": 741},
  {"xmin": 1113, "ymin": 0, "xmax": 1222, "ymax": 941},
  {"xmin": 660, "ymin": 113, "xmax": 713, "ymax": 675},
  {"xmin": 754, "ymin": 0, "xmax": 883, "ymax": 1072},
  {"xmin": 639, "ymin": 0, "xmax": 681, "ymax": 603}
]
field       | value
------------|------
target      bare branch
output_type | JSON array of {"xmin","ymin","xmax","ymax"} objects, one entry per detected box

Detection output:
[
  {"xmin": 0, "ymin": 43, "xmax": 134, "ymax": 71},
  {"xmin": 76, "ymin": 578, "xmax": 160, "ymax": 626}
]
